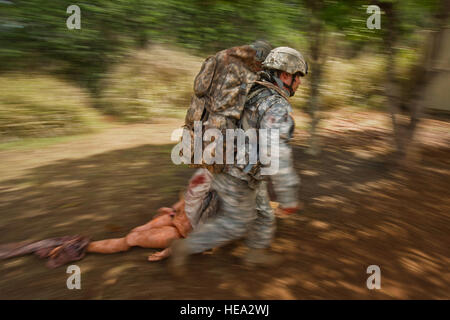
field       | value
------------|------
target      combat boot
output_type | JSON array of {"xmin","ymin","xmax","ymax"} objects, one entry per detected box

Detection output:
[{"xmin": 243, "ymin": 248, "xmax": 284, "ymax": 268}]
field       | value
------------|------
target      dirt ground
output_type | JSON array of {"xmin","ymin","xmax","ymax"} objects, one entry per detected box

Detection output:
[{"xmin": 0, "ymin": 109, "xmax": 449, "ymax": 299}]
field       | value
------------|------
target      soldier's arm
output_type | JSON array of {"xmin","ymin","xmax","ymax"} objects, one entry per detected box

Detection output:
[{"xmin": 259, "ymin": 100, "xmax": 300, "ymax": 210}]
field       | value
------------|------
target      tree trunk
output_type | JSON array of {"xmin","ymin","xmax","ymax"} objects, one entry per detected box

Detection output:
[
  {"xmin": 382, "ymin": 0, "xmax": 449, "ymax": 165},
  {"xmin": 381, "ymin": 2, "xmax": 405, "ymax": 157},
  {"xmin": 306, "ymin": 15, "xmax": 325, "ymax": 156},
  {"xmin": 402, "ymin": 0, "xmax": 449, "ymax": 164}
]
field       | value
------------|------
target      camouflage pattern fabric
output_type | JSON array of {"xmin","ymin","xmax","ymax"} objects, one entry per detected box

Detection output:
[
  {"xmin": 181, "ymin": 74, "xmax": 300, "ymax": 253},
  {"xmin": 186, "ymin": 45, "xmax": 263, "ymax": 129},
  {"xmin": 184, "ymin": 45, "xmax": 270, "ymax": 173},
  {"xmin": 184, "ymin": 168, "xmax": 217, "ymax": 230},
  {"xmin": 246, "ymin": 180, "xmax": 275, "ymax": 249},
  {"xmin": 226, "ymin": 75, "xmax": 300, "ymax": 208},
  {"xmin": 183, "ymin": 173, "xmax": 275, "ymax": 253},
  {"xmin": 262, "ymin": 46, "xmax": 308, "ymax": 76}
]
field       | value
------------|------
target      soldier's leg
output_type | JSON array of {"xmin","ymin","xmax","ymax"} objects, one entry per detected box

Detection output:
[
  {"xmin": 181, "ymin": 173, "xmax": 257, "ymax": 254},
  {"xmin": 243, "ymin": 181, "xmax": 283, "ymax": 267},
  {"xmin": 245, "ymin": 180, "xmax": 276, "ymax": 249}
]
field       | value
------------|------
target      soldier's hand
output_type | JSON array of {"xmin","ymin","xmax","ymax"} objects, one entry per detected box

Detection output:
[
  {"xmin": 279, "ymin": 206, "xmax": 299, "ymax": 214},
  {"xmin": 271, "ymin": 201, "xmax": 303, "ymax": 218}
]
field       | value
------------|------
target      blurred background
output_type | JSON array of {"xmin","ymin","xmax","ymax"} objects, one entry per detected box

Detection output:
[{"xmin": 0, "ymin": 0, "xmax": 449, "ymax": 299}]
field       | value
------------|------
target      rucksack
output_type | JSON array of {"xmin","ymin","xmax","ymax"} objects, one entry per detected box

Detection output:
[{"xmin": 183, "ymin": 45, "xmax": 267, "ymax": 173}]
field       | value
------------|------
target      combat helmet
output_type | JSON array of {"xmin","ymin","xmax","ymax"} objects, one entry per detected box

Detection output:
[{"xmin": 262, "ymin": 46, "xmax": 308, "ymax": 76}]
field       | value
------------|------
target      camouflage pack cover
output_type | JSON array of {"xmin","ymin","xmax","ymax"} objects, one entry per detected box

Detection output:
[
  {"xmin": 186, "ymin": 45, "xmax": 263, "ymax": 129},
  {"xmin": 184, "ymin": 44, "xmax": 271, "ymax": 173}
]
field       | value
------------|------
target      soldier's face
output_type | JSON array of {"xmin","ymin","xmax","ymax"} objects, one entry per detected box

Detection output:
[
  {"xmin": 280, "ymin": 72, "xmax": 302, "ymax": 92},
  {"xmin": 291, "ymin": 73, "xmax": 302, "ymax": 92}
]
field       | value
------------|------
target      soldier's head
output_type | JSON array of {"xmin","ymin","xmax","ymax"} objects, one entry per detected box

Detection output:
[{"xmin": 262, "ymin": 46, "xmax": 308, "ymax": 96}]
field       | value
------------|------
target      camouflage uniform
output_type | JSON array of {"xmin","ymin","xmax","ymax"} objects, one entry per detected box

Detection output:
[
  {"xmin": 228, "ymin": 76, "xmax": 300, "ymax": 208},
  {"xmin": 177, "ymin": 47, "xmax": 306, "ymax": 256},
  {"xmin": 183, "ymin": 173, "xmax": 275, "ymax": 252},
  {"xmin": 183, "ymin": 78, "xmax": 299, "ymax": 253}
]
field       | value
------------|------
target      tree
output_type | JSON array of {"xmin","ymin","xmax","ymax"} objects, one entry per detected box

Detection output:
[
  {"xmin": 300, "ymin": 0, "xmax": 360, "ymax": 155},
  {"xmin": 376, "ymin": 0, "xmax": 448, "ymax": 163}
]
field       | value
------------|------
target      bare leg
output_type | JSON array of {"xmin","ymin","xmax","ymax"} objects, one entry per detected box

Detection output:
[
  {"xmin": 131, "ymin": 213, "xmax": 174, "ymax": 233},
  {"xmin": 87, "ymin": 238, "xmax": 130, "ymax": 254},
  {"xmin": 172, "ymin": 199, "xmax": 184, "ymax": 212},
  {"xmin": 87, "ymin": 197, "xmax": 186, "ymax": 256},
  {"xmin": 126, "ymin": 226, "xmax": 181, "ymax": 249},
  {"xmin": 130, "ymin": 200, "xmax": 185, "ymax": 233},
  {"xmin": 87, "ymin": 225, "xmax": 181, "ymax": 254}
]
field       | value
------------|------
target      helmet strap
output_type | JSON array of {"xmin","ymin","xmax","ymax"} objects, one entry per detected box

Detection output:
[
  {"xmin": 269, "ymin": 70, "xmax": 294, "ymax": 97},
  {"xmin": 283, "ymin": 73, "xmax": 296, "ymax": 97},
  {"xmin": 272, "ymin": 74, "xmax": 285, "ymax": 91}
]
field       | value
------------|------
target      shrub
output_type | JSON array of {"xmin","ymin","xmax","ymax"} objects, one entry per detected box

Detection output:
[
  {"xmin": 0, "ymin": 73, "xmax": 100, "ymax": 142},
  {"xmin": 99, "ymin": 45, "xmax": 203, "ymax": 122},
  {"xmin": 320, "ymin": 54, "xmax": 386, "ymax": 110}
]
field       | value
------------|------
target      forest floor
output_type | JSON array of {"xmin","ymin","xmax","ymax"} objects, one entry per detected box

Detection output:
[{"xmin": 0, "ymin": 108, "xmax": 449, "ymax": 299}]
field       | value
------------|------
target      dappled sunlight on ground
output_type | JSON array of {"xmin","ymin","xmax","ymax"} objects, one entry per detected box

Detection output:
[{"xmin": 0, "ymin": 109, "xmax": 449, "ymax": 299}]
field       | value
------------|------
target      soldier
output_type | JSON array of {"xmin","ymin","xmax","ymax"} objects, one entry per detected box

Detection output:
[{"xmin": 170, "ymin": 47, "xmax": 308, "ymax": 271}]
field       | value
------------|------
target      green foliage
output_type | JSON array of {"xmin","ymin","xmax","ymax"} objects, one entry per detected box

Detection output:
[
  {"xmin": 99, "ymin": 46, "xmax": 202, "ymax": 122},
  {"xmin": 320, "ymin": 55, "xmax": 387, "ymax": 110},
  {"xmin": 1, "ymin": 0, "xmax": 439, "ymax": 91},
  {"xmin": 0, "ymin": 74, "xmax": 100, "ymax": 141},
  {"xmin": 0, "ymin": 0, "xmax": 442, "ymax": 133},
  {"xmin": 0, "ymin": 1, "xmax": 168, "ymax": 94}
]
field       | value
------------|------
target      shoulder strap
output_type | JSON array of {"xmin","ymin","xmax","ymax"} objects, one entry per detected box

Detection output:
[
  {"xmin": 254, "ymin": 80, "xmax": 290, "ymax": 101},
  {"xmin": 250, "ymin": 81, "xmax": 290, "ymax": 129}
]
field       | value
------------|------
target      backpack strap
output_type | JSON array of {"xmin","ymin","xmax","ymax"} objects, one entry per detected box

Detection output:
[
  {"xmin": 251, "ymin": 80, "xmax": 290, "ymax": 129},
  {"xmin": 254, "ymin": 80, "xmax": 290, "ymax": 101}
]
